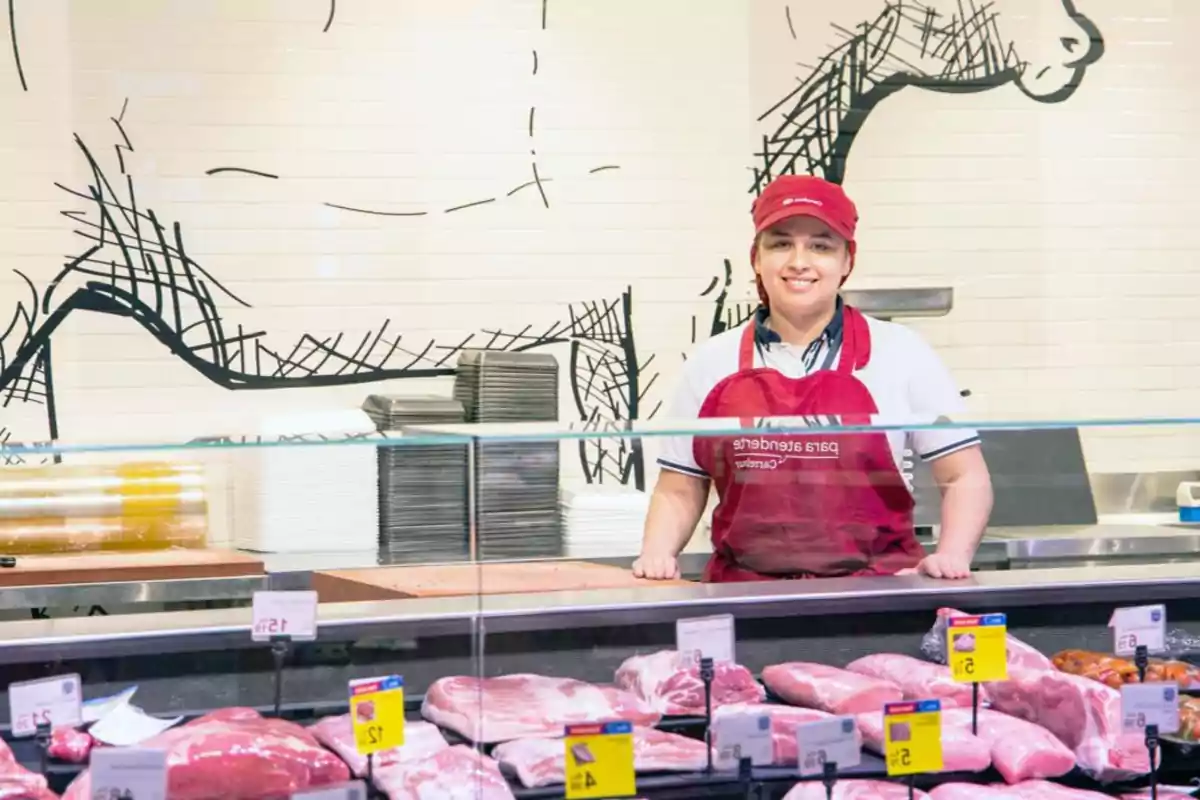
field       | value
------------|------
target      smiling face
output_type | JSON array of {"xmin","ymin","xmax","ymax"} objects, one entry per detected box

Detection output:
[{"xmin": 754, "ymin": 216, "xmax": 852, "ymax": 320}]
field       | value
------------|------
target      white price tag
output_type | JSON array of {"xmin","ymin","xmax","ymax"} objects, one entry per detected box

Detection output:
[
  {"xmin": 1110, "ymin": 604, "xmax": 1166, "ymax": 655},
  {"xmin": 291, "ymin": 781, "xmax": 368, "ymax": 800},
  {"xmin": 713, "ymin": 712, "xmax": 773, "ymax": 769},
  {"xmin": 251, "ymin": 591, "xmax": 318, "ymax": 642},
  {"xmin": 675, "ymin": 613, "xmax": 735, "ymax": 667},
  {"xmin": 797, "ymin": 716, "xmax": 860, "ymax": 777},
  {"xmin": 90, "ymin": 747, "xmax": 168, "ymax": 800},
  {"xmin": 9, "ymin": 674, "xmax": 83, "ymax": 737},
  {"xmin": 1121, "ymin": 682, "xmax": 1180, "ymax": 735}
]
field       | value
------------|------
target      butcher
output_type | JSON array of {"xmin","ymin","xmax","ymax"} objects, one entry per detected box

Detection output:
[{"xmin": 633, "ymin": 175, "xmax": 993, "ymax": 583}]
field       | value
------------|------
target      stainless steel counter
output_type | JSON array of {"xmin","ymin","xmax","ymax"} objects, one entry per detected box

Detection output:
[{"xmin": 2, "ymin": 562, "xmax": 1200, "ymax": 665}]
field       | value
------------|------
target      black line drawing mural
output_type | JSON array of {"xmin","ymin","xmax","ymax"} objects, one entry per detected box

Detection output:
[
  {"xmin": 754, "ymin": 0, "xmax": 1104, "ymax": 189},
  {"xmin": 322, "ymin": 0, "xmax": 337, "ymax": 33},
  {"xmin": 6, "ymin": 0, "xmax": 25, "ymax": 92}
]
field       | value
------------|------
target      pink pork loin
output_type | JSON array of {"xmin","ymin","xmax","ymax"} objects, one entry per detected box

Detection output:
[
  {"xmin": 614, "ymin": 650, "xmax": 765, "ymax": 715},
  {"xmin": 854, "ymin": 711, "xmax": 990, "ymax": 774},
  {"xmin": 845, "ymin": 654, "xmax": 982, "ymax": 708},
  {"xmin": 935, "ymin": 783, "xmax": 1197, "ymax": 800},
  {"xmin": 938, "ymin": 707, "xmax": 1074, "ymax": 784},
  {"xmin": 421, "ymin": 674, "xmax": 660, "ymax": 743},
  {"xmin": 713, "ymin": 703, "xmax": 842, "ymax": 765},
  {"xmin": 374, "ymin": 745, "xmax": 514, "ymax": 800},
  {"xmin": 985, "ymin": 667, "xmax": 1149, "ymax": 782},
  {"xmin": 783, "ymin": 779, "xmax": 930, "ymax": 799},
  {"xmin": 933, "ymin": 608, "xmax": 1055, "ymax": 672},
  {"xmin": 762, "ymin": 662, "xmax": 902, "ymax": 714},
  {"xmin": 492, "ymin": 727, "xmax": 708, "ymax": 788},
  {"xmin": 310, "ymin": 715, "xmax": 448, "ymax": 777}
]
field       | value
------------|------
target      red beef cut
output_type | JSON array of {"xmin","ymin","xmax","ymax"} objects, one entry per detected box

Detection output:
[
  {"xmin": 615, "ymin": 650, "xmax": 765, "ymax": 715},
  {"xmin": 374, "ymin": 745, "xmax": 514, "ymax": 800},
  {"xmin": 492, "ymin": 727, "xmax": 708, "ymax": 788},
  {"xmin": 47, "ymin": 728, "xmax": 93, "ymax": 764},
  {"xmin": 421, "ymin": 674, "xmax": 660, "ymax": 743},
  {"xmin": 61, "ymin": 707, "xmax": 349, "ymax": 800},
  {"xmin": 845, "ymin": 654, "xmax": 982, "ymax": 708},
  {"xmin": 762, "ymin": 662, "xmax": 902, "ymax": 714}
]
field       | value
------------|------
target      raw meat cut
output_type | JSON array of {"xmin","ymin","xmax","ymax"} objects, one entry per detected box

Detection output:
[
  {"xmin": 0, "ymin": 737, "xmax": 56, "ymax": 800},
  {"xmin": 492, "ymin": 727, "xmax": 708, "ymax": 788},
  {"xmin": 846, "ymin": 654, "xmax": 982, "ymax": 708},
  {"xmin": 47, "ymin": 727, "xmax": 93, "ymax": 763},
  {"xmin": 934, "ymin": 608, "xmax": 1054, "ymax": 672},
  {"xmin": 930, "ymin": 786, "xmax": 1025, "ymax": 800},
  {"xmin": 999, "ymin": 780, "xmax": 1114, "ymax": 798},
  {"xmin": 713, "ymin": 703, "xmax": 837, "ymax": 765},
  {"xmin": 763, "ymin": 662, "xmax": 902, "ymax": 714},
  {"xmin": 783, "ymin": 779, "xmax": 930, "ymax": 799},
  {"xmin": 939, "ymin": 707, "xmax": 1074, "ymax": 784},
  {"xmin": 374, "ymin": 745, "xmax": 514, "ymax": 800},
  {"xmin": 854, "ymin": 711, "xmax": 990, "ymax": 773},
  {"xmin": 61, "ymin": 707, "xmax": 350, "ymax": 800},
  {"xmin": 421, "ymin": 674, "xmax": 660, "ymax": 743},
  {"xmin": 310, "ymin": 715, "xmax": 448, "ymax": 777},
  {"xmin": 614, "ymin": 650, "xmax": 765, "ymax": 714},
  {"xmin": 985, "ymin": 666, "xmax": 1150, "ymax": 781}
]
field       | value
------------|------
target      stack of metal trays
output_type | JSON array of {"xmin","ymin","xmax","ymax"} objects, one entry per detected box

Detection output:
[
  {"xmin": 361, "ymin": 394, "xmax": 469, "ymax": 565},
  {"xmin": 454, "ymin": 351, "xmax": 563, "ymax": 560}
]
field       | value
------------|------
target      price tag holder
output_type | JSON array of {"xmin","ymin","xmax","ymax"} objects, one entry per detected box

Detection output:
[
  {"xmin": 251, "ymin": 590, "xmax": 318, "ymax": 642},
  {"xmin": 292, "ymin": 781, "xmax": 368, "ymax": 800},
  {"xmin": 564, "ymin": 721, "xmax": 635, "ymax": 799},
  {"xmin": 947, "ymin": 613, "xmax": 1008, "ymax": 683},
  {"xmin": 1121, "ymin": 682, "xmax": 1181, "ymax": 735},
  {"xmin": 1110, "ymin": 604, "xmax": 1166, "ymax": 656},
  {"xmin": 90, "ymin": 747, "xmax": 168, "ymax": 800},
  {"xmin": 349, "ymin": 675, "xmax": 405, "ymax": 755},
  {"xmin": 796, "ymin": 716, "xmax": 860, "ymax": 777},
  {"xmin": 9, "ymin": 674, "xmax": 83, "ymax": 737},
  {"xmin": 675, "ymin": 613, "xmax": 735, "ymax": 668},
  {"xmin": 883, "ymin": 700, "xmax": 943, "ymax": 776},
  {"xmin": 713, "ymin": 711, "xmax": 773, "ymax": 769}
]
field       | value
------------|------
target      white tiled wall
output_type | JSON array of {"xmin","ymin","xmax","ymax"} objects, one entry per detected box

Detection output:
[{"xmin": 1, "ymin": 0, "xmax": 1198, "ymax": 490}]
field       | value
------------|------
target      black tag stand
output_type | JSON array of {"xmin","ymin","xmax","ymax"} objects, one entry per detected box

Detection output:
[
  {"xmin": 737, "ymin": 755, "xmax": 765, "ymax": 800},
  {"xmin": 367, "ymin": 753, "xmax": 375, "ymax": 787},
  {"xmin": 1136, "ymin": 645, "xmax": 1149, "ymax": 683},
  {"xmin": 821, "ymin": 761, "xmax": 838, "ymax": 800},
  {"xmin": 700, "ymin": 657, "xmax": 715, "ymax": 774},
  {"xmin": 34, "ymin": 721, "xmax": 50, "ymax": 775},
  {"xmin": 269, "ymin": 634, "xmax": 292, "ymax": 717},
  {"xmin": 1145, "ymin": 723, "xmax": 1159, "ymax": 800},
  {"xmin": 907, "ymin": 773, "xmax": 916, "ymax": 800},
  {"xmin": 971, "ymin": 682, "xmax": 980, "ymax": 735}
]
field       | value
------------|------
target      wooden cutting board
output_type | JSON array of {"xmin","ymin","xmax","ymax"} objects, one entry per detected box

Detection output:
[
  {"xmin": 0, "ymin": 549, "xmax": 265, "ymax": 587},
  {"xmin": 312, "ymin": 561, "xmax": 692, "ymax": 602}
]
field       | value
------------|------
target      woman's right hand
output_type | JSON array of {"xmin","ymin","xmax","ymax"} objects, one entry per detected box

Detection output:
[{"xmin": 632, "ymin": 553, "xmax": 681, "ymax": 580}]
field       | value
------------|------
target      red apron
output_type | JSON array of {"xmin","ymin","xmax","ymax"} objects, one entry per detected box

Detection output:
[{"xmin": 693, "ymin": 305, "xmax": 925, "ymax": 582}]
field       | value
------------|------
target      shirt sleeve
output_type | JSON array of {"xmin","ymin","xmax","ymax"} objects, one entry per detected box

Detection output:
[
  {"xmin": 655, "ymin": 356, "xmax": 711, "ymax": 479},
  {"xmin": 904, "ymin": 330, "xmax": 980, "ymax": 462}
]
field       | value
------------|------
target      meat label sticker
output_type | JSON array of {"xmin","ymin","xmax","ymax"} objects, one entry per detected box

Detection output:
[
  {"xmin": 89, "ymin": 747, "xmax": 168, "ymax": 800},
  {"xmin": 882, "ymin": 700, "xmax": 943, "ymax": 776},
  {"xmin": 1120, "ymin": 682, "xmax": 1181, "ymax": 735},
  {"xmin": 251, "ymin": 590, "xmax": 318, "ymax": 642},
  {"xmin": 8, "ymin": 673, "xmax": 83, "ymax": 737},
  {"xmin": 796, "ymin": 716, "xmax": 861, "ymax": 776},
  {"xmin": 675, "ymin": 613, "xmax": 736, "ymax": 668},
  {"xmin": 713, "ymin": 711, "xmax": 773, "ymax": 769},
  {"xmin": 563, "ymin": 721, "xmax": 635, "ymax": 799},
  {"xmin": 349, "ymin": 675, "xmax": 404, "ymax": 755},
  {"xmin": 1110, "ymin": 604, "xmax": 1167, "ymax": 655},
  {"xmin": 946, "ymin": 613, "xmax": 1008, "ymax": 683}
]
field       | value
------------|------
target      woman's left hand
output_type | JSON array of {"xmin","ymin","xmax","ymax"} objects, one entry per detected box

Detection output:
[{"xmin": 897, "ymin": 553, "xmax": 972, "ymax": 579}]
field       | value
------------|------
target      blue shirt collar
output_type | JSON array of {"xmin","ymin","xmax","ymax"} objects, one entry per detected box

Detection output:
[{"xmin": 753, "ymin": 295, "xmax": 845, "ymax": 350}]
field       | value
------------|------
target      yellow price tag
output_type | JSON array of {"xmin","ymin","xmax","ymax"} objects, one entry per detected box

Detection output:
[
  {"xmin": 349, "ymin": 675, "xmax": 404, "ymax": 755},
  {"xmin": 883, "ymin": 700, "xmax": 943, "ymax": 776},
  {"xmin": 564, "ymin": 721, "xmax": 635, "ymax": 799},
  {"xmin": 947, "ymin": 612, "xmax": 1008, "ymax": 683}
]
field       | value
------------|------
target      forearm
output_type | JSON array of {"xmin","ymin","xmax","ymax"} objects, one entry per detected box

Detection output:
[
  {"xmin": 641, "ymin": 472, "xmax": 709, "ymax": 557},
  {"xmin": 935, "ymin": 467, "xmax": 993, "ymax": 560}
]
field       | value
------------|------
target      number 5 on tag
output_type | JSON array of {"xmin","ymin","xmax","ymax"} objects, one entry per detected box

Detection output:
[
  {"xmin": 883, "ymin": 700, "xmax": 942, "ymax": 777},
  {"xmin": 9, "ymin": 674, "xmax": 83, "ymax": 737},
  {"xmin": 349, "ymin": 676, "xmax": 404, "ymax": 755}
]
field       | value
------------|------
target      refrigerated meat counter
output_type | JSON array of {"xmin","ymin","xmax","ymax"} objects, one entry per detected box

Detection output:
[{"xmin": 1, "ymin": 564, "xmax": 1199, "ymax": 798}]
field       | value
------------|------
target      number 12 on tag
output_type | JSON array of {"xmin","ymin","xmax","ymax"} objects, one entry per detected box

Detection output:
[{"xmin": 349, "ymin": 676, "xmax": 404, "ymax": 755}]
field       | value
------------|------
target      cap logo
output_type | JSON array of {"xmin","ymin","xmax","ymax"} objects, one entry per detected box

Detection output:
[{"xmin": 782, "ymin": 197, "xmax": 821, "ymax": 207}]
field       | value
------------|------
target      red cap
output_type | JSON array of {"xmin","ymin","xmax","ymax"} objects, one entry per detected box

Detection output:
[{"xmin": 751, "ymin": 174, "xmax": 858, "ymax": 243}]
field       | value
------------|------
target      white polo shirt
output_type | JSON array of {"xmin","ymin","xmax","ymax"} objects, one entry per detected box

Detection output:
[{"xmin": 657, "ymin": 305, "xmax": 980, "ymax": 484}]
